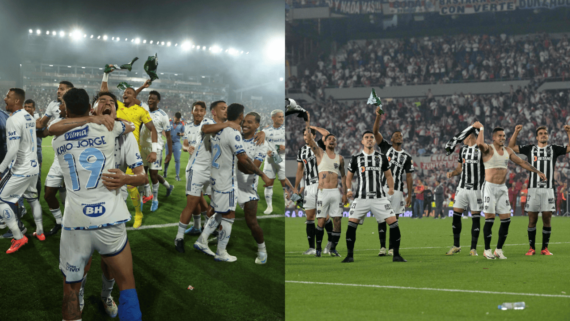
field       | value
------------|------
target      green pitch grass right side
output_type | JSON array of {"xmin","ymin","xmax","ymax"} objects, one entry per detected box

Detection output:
[{"xmin": 286, "ymin": 216, "xmax": 570, "ymax": 321}]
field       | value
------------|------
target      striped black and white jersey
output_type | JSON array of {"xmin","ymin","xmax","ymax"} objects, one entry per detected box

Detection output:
[
  {"xmin": 378, "ymin": 139, "xmax": 414, "ymax": 192},
  {"xmin": 518, "ymin": 144, "xmax": 567, "ymax": 189},
  {"xmin": 348, "ymin": 150, "xmax": 390, "ymax": 199},
  {"xmin": 457, "ymin": 144, "xmax": 485, "ymax": 190},
  {"xmin": 297, "ymin": 145, "xmax": 319, "ymax": 186}
]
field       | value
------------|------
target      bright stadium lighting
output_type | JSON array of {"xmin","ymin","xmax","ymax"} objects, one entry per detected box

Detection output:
[
  {"xmin": 83, "ymin": 34, "xmax": 86, "ymax": 38},
  {"xmin": 196, "ymin": 45, "xmax": 200, "ymax": 49},
  {"xmin": 29, "ymin": 29, "xmax": 33, "ymax": 34},
  {"xmin": 150, "ymin": 40, "xmax": 153, "ymax": 44},
  {"xmin": 90, "ymin": 35, "xmax": 93, "ymax": 38},
  {"xmin": 161, "ymin": 41, "xmax": 165, "ymax": 45},
  {"xmin": 167, "ymin": 42, "xmax": 171, "ymax": 46},
  {"xmin": 264, "ymin": 37, "xmax": 284, "ymax": 64},
  {"xmin": 52, "ymin": 31, "xmax": 56, "ymax": 36},
  {"xmin": 228, "ymin": 48, "xmax": 238, "ymax": 55},
  {"xmin": 135, "ymin": 38, "xmax": 140, "ymax": 44},
  {"xmin": 97, "ymin": 35, "xmax": 101, "ymax": 39},
  {"xmin": 279, "ymin": 77, "xmax": 284, "ymax": 81},
  {"xmin": 49, "ymin": 65, "xmax": 53, "ymax": 67},
  {"xmin": 67, "ymin": 66, "xmax": 71, "ymax": 68},
  {"xmin": 81, "ymin": 67, "xmax": 85, "ymax": 69},
  {"xmin": 36, "ymin": 29, "xmax": 41, "ymax": 35},
  {"xmin": 99, "ymin": 68, "xmax": 103, "ymax": 70},
  {"xmin": 46, "ymin": 31, "xmax": 49, "ymax": 35},
  {"xmin": 103, "ymin": 35, "xmax": 108, "ymax": 41},
  {"xmin": 143, "ymin": 40, "xmax": 146, "ymax": 44},
  {"xmin": 175, "ymin": 74, "xmax": 178, "ymax": 76},
  {"xmin": 247, "ymin": 52, "xmax": 249, "ymax": 54},
  {"xmin": 131, "ymin": 39, "xmax": 134, "ymax": 43},
  {"xmin": 240, "ymin": 51, "xmax": 244, "ymax": 54},
  {"xmin": 211, "ymin": 45, "xmax": 222, "ymax": 54},
  {"xmin": 181, "ymin": 41, "xmax": 191, "ymax": 51},
  {"xmin": 192, "ymin": 45, "xmax": 195, "ymax": 48},
  {"xmin": 112, "ymin": 37, "xmax": 115, "ymax": 40},
  {"xmin": 160, "ymin": 73, "xmax": 164, "ymax": 75},
  {"xmin": 59, "ymin": 31, "xmax": 65, "ymax": 37},
  {"xmin": 125, "ymin": 38, "xmax": 127, "ymax": 41}
]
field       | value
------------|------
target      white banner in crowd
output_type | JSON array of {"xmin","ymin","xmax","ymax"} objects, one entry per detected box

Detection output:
[
  {"xmin": 416, "ymin": 153, "xmax": 459, "ymax": 170},
  {"xmin": 324, "ymin": 0, "xmax": 383, "ymax": 14},
  {"xmin": 518, "ymin": 0, "xmax": 570, "ymax": 8},
  {"xmin": 438, "ymin": 0, "xmax": 517, "ymax": 14},
  {"xmin": 382, "ymin": 0, "xmax": 438, "ymax": 14}
]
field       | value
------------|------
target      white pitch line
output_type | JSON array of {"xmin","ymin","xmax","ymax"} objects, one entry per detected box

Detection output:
[
  {"xmin": 126, "ymin": 214, "xmax": 283, "ymax": 231},
  {"xmin": 285, "ymin": 242, "xmax": 570, "ymax": 254},
  {"xmin": 286, "ymin": 281, "xmax": 570, "ymax": 298}
]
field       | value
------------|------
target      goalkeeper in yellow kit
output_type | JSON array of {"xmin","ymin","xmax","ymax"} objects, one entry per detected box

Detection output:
[{"xmin": 101, "ymin": 67, "xmax": 158, "ymax": 228}]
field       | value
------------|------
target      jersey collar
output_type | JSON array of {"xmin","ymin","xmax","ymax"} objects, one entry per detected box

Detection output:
[{"xmin": 12, "ymin": 109, "xmax": 24, "ymax": 116}]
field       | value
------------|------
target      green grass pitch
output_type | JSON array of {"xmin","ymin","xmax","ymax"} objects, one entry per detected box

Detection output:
[
  {"xmin": 286, "ymin": 215, "xmax": 570, "ymax": 320},
  {"xmin": 0, "ymin": 139, "xmax": 285, "ymax": 321}
]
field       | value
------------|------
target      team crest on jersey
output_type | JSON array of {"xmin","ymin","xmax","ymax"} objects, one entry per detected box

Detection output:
[
  {"xmin": 31, "ymin": 160, "xmax": 37, "ymax": 167},
  {"xmin": 82, "ymin": 203, "xmax": 106, "ymax": 217},
  {"xmin": 24, "ymin": 114, "xmax": 32, "ymax": 121},
  {"xmin": 235, "ymin": 135, "xmax": 241, "ymax": 141},
  {"xmin": 65, "ymin": 127, "xmax": 89, "ymax": 141}
]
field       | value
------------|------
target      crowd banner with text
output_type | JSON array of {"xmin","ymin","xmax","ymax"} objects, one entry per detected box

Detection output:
[
  {"xmin": 518, "ymin": 0, "xmax": 570, "ymax": 9},
  {"xmin": 416, "ymin": 153, "xmax": 459, "ymax": 171},
  {"xmin": 438, "ymin": 0, "xmax": 517, "ymax": 14},
  {"xmin": 324, "ymin": 0, "xmax": 383, "ymax": 14},
  {"xmin": 382, "ymin": 0, "xmax": 438, "ymax": 14}
]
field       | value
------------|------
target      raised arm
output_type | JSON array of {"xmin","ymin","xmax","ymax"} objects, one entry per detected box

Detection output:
[
  {"xmin": 305, "ymin": 112, "xmax": 323, "ymax": 158},
  {"xmin": 507, "ymin": 147, "xmax": 546, "ymax": 181},
  {"xmin": 311, "ymin": 126, "xmax": 330, "ymax": 138},
  {"xmin": 340, "ymin": 156, "xmax": 348, "ymax": 205},
  {"xmin": 508, "ymin": 124, "xmax": 522, "ymax": 153},
  {"xmin": 100, "ymin": 67, "xmax": 112, "ymax": 92},
  {"xmin": 372, "ymin": 106, "xmax": 384, "ymax": 144},
  {"xmin": 472, "ymin": 121, "xmax": 489, "ymax": 153}
]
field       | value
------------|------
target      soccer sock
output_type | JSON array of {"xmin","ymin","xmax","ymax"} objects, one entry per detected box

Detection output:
[
  {"xmin": 471, "ymin": 215, "xmax": 481, "ymax": 250},
  {"xmin": 59, "ymin": 187, "xmax": 67, "ymax": 204},
  {"xmin": 128, "ymin": 187, "xmax": 142, "ymax": 215},
  {"xmin": 542, "ymin": 227, "xmax": 551, "ymax": 250},
  {"xmin": 29, "ymin": 199, "xmax": 43, "ymax": 235},
  {"xmin": 193, "ymin": 214, "xmax": 202, "ymax": 230},
  {"xmin": 389, "ymin": 221, "xmax": 402, "ymax": 256},
  {"xmin": 0, "ymin": 203, "xmax": 23, "ymax": 239},
  {"xmin": 483, "ymin": 218, "xmax": 494, "ymax": 250},
  {"xmin": 118, "ymin": 288, "xmax": 142, "ymax": 321},
  {"xmin": 198, "ymin": 213, "xmax": 221, "ymax": 244},
  {"xmin": 306, "ymin": 220, "xmax": 316, "ymax": 249},
  {"xmin": 331, "ymin": 232, "xmax": 341, "ymax": 251},
  {"xmin": 176, "ymin": 222, "xmax": 188, "ymax": 240},
  {"xmin": 144, "ymin": 184, "xmax": 151, "ymax": 198},
  {"xmin": 152, "ymin": 183, "xmax": 159, "ymax": 201},
  {"xmin": 452, "ymin": 211, "xmax": 462, "ymax": 247},
  {"xmin": 258, "ymin": 241, "xmax": 266, "ymax": 253},
  {"xmin": 324, "ymin": 218, "xmax": 333, "ymax": 243},
  {"xmin": 160, "ymin": 179, "xmax": 170, "ymax": 189},
  {"xmin": 346, "ymin": 221, "xmax": 358, "ymax": 257},
  {"xmin": 496, "ymin": 218, "xmax": 511, "ymax": 250},
  {"xmin": 217, "ymin": 218, "xmax": 234, "ymax": 252},
  {"xmin": 101, "ymin": 273, "xmax": 115, "ymax": 299},
  {"xmin": 49, "ymin": 208, "xmax": 63, "ymax": 224},
  {"xmin": 265, "ymin": 186, "xmax": 273, "ymax": 207},
  {"xmin": 378, "ymin": 222, "xmax": 387, "ymax": 249},
  {"xmin": 528, "ymin": 227, "xmax": 537, "ymax": 250},
  {"xmin": 315, "ymin": 225, "xmax": 324, "ymax": 251}
]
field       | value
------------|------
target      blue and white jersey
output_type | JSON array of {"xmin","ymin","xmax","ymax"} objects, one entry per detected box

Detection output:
[
  {"xmin": 170, "ymin": 121, "xmax": 185, "ymax": 144},
  {"xmin": 53, "ymin": 121, "xmax": 129, "ymax": 230},
  {"xmin": 263, "ymin": 124, "xmax": 285, "ymax": 163},
  {"xmin": 114, "ymin": 132, "xmax": 143, "ymax": 172},
  {"xmin": 141, "ymin": 108, "xmax": 171, "ymax": 149},
  {"xmin": 44, "ymin": 100, "xmax": 62, "ymax": 121},
  {"xmin": 236, "ymin": 137, "xmax": 267, "ymax": 194},
  {"xmin": 185, "ymin": 117, "xmax": 215, "ymax": 171},
  {"xmin": 210, "ymin": 127, "xmax": 245, "ymax": 192},
  {"xmin": 0, "ymin": 109, "xmax": 39, "ymax": 176}
]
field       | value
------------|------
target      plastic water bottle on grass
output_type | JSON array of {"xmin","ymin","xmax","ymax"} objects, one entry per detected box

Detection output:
[{"xmin": 498, "ymin": 302, "xmax": 525, "ymax": 310}]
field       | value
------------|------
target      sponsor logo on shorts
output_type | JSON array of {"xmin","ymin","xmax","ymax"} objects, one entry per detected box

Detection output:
[
  {"xmin": 31, "ymin": 160, "xmax": 37, "ymax": 167},
  {"xmin": 385, "ymin": 204, "xmax": 391, "ymax": 210},
  {"xmin": 505, "ymin": 200, "xmax": 510, "ymax": 206},
  {"xmin": 64, "ymin": 127, "xmax": 89, "ymax": 141},
  {"xmin": 548, "ymin": 198, "xmax": 555, "ymax": 204},
  {"xmin": 400, "ymin": 201, "xmax": 404, "ymax": 206},
  {"xmin": 2, "ymin": 209, "xmax": 10, "ymax": 220},
  {"xmin": 484, "ymin": 206, "xmax": 489, "ymax": 210},
  {"xmin": 82, "ymin": 203, "xmax": 106, "ymax": 217},
  {"xmin": 66, "ymin": 263, "xmax": 80, "ymax": 273},
  {"xmin": 477, "ymin": 199, "xmax": 483, "ymax": 204}
]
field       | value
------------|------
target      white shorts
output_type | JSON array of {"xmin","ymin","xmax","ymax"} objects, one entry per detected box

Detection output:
[
  {"xmin": 526, "ymin": 188, "xmax": 556, "ymax": 213},
  {"xmin": 142, "ymin": 147, "xmax": 163, "ymax": 170},
  {"xmin": 303, "ymin": 182, "xmax": 318, "ymax": 210},
  {"xmin": 264, "ymin": 161, "xmax": 285, "ymax": 180},
  {"xmin": 186, "ymin": 167, "xmax": 211, "ymax": 197},
  {"xmin": 0, "ymin": 172, "xmax": 38, "ymax": 203},
  {"xmin": 45, "ymin": 160, "xmax": 64, "ymax": 188},
  {"xmin": 482, "ymin": 182, "xmax": 511, "ymax": 215},
  {"xmin": 454, "ymin": 188, "xmax": 484, "ymax": 212},
  {"xmin": 383, "ymin": 188, "xmax": 406, "ymax": 214},
  {"xmin": 59, "ymin": 224, "xmax": 128, "ymax": 283},
  {"xmin": 120, "ymin": 185, "xmax": 128, "ymax": 202},
  {"xmin": 237, "ymin": 188, "xmax": 259, "ymax": 209},
  {"xmin": 210, "ymin": 189, "xmax": 237, "ymax": 214},
  {"xmin": 316, "ymin": 188, "xmax": 342, "ymax": 218},
  {"xmin": 349, "ymin": 197, "xmax": 395, "ymax": 223}
]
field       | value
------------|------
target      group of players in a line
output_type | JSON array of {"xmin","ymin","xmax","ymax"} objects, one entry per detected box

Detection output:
[
  {"xmin": 295, "ymin": 105, "xmax": 569, "ymax": 262},
  {"xmin": 0, "ymin": 65, "xmax": 289, "ymax": 320}
]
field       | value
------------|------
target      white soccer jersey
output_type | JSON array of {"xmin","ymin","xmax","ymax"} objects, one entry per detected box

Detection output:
[
  {"xmin": 0, "ymin": 109, "xmax": 39, "ymax": 176},
  {"xmin": 114, "ymin": 132, "xmax": 143, "ymax": 172},
  {"xmin": 210, "ymin": 127, "xmax": 245, "ymax": 192},
  {"xmin": 236, "ymin": 137, "xmax": 267, "ymax": 193},
  {"xmin": 141, "ymin": 108, "xmax": 170, "ymax": 149},
  {"xmin": 45, "ymin": 100, "xmax": 62, "ymax": 121},
  {"xmin": 185, "ymin": 118, "xmax": 215, "ymax": 171},
  {"xmin": 264, "ymin": 124, "xmax": 285, "ymax": 163},
  {"xmin": 53, "ymin": 121, "xmax": 129, "ymax": 230}
]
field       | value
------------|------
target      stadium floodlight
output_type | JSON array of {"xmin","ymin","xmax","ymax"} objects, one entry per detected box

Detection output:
[
  {"xmin": 112, "ymin": 37, "xmax": 115, "ymax": 40},
  {"xmin": 52, "ymin": 30, "xmax": 56, "ymax": 36},
  {"xmin": 240, "ymin": 51, "xmax": 244, "ymax": 54},
  {"xmin": 247, "ymin": 52, "xmax": 249, "ymax": 54},
  {"xmin": 59, "ymin": 31, "xmax": 65, "ymax": 37},
  {"xmin": 97, "ymin": 35, "xmax": 101, "ymax": 39},
  {"xmin": 192, "ymin": 45, "xmax": 195, "ymax": 48},
  {"xmin": 143, "ymin": 40, "xmax": 146, "ymax": 44},
  {"xmin": 211, "ymin": 46, "xmax": 222, "ymax": 54},
  {"xmin": 196, "ymin": 45, "xmax": 200, "ymax": 49},
  {"xmin": 29, "ymin": 29, "xmax": 33, "ymax": 34},
  {"xmin": 103, "ymin": 35, "xmax": 108, "ymax": 41},
  {"xmin": 124, "ymin": 38, "xmax": 127, "ymax": 41},
  {"xmin": 90, "ymin": 35, "xmax": 93, "ymax": 38},
  {"xmin": 228, "ymin": 48, "xmax": 238, "ymax": 56},
  {"xmin": 181, "ymin": 41, "xmax": 191, "ymax": 51},
  {"xmin": 67, "ymin": 66, "xmax": 71, "ymax": 68},
  {"xmin": 131, "ymin": 39, "xmax": 134, "ymax": 43},
  {"xmin": 167, "ymin": 42, "xmax": 171, "ymax": 47},
  {"xmin": 36, "ymin": 29, "xmax": 41, "ymax": 35},
  {"xmin": 279, "ymin": 77, "xmax": 284, "ymax": 81},
  {"xmin": 175, "ymin": 74, "xmax": 178, "ymax": 76},
  {"xmin": 99, "ymin": 68, "xmax": 103, "ymax": 70},
  {"xmin": 49, "ymin": 65, "xmax": 53, "ymax": 67},
  {"xmin": 161, "ymin": 41, "xmax": 165, "ymax": 46},
  {"xmin": 135, "ymin": 38, "xmax": 140, "ymax": 44},
  {"xmin": 83, "ymin": 34, "xmax": 86, "ymax": 38},
  {"xmin": 160, "ymin": 73, "xmax": 164, "ymax": 75},
  {"xmin": 70, "ymin": 29, "xmax": 83, "ymax": 41},
  {"xmin": 116, "ymin": 37, "xmax": 120, "ymax": 42},
  {"xmin": 150, "ymin": 40, "xmax": 153, "ymax": 44},
  {"xmin": 81, "ymin": 67, "xmax": 85, "ymax": 69},
  {"xmin": 46, "ymin": 31, "xmax": 49, "ymax": 35},
  {"xmin": 203, "ymin": 46, "xmax": 206, "ymax": 50}
]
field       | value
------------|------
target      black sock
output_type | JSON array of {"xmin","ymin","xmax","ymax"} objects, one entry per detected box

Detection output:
[
  {"xmin": 542, "ymin": 227, "xmax": 551, "ymax": 250},
  {"xmin": 306, "ymin": 220, "xmax": 316, "ymax": 249},
  {"xmin": 452, "ymin": 211, "xmax": 462, "ymax": 247},
  {"xmin": 471, "ymin": 215, "xmax": 481, "ymax": 250},
  {"xmin": 395, "ymin": 213, "xmax": 400, "ymax": 220},
  {"xmin": 331, "ymin": 232, "xmax": 341, "ymax": 250},
  {"xmin": 528, "ymin": 227, "xmax": 536, "ymax": 250},
  {"xmin": 346, "ymin": 221, "xmax": 357, "ymax": 257},
  {"xmin": 496, "ymin": 218, "xmax": 511, "ymax": 249},
  {"xmin": 483, "ymin": 218, "xmax": 494, "ymax": 250},
  {"xmin": 324, "ymin": 219, "xmax": 333, "ymax": 242},
  {"xmin": 315, "ymin": 225, "xmax": 324, "ymax": 251},
  {"xmin": 389, "ymin": 221, "xmax": 401, "ymax": 257},
  {"xmin": 378, "ymin": 222, "xmax": 387, "ymax": 249}
]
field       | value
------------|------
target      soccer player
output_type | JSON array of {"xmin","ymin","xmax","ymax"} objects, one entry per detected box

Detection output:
[
  {"xmin": 263, "ymin": 109, "xmax": 292, "ymax": 214},
  {"xmin": 446, "ymin": 128, "xmax": 485, "ymax": 256},
  {"xmin": 194, "ymin": 103, "xmax": 272, "ymax": 262},
  {"xmin": 472, "ymin": 122, "xmax": 546, "ymax": 259},
  {"xmin": 54, "ymin": 88, "xmax": 142, "ymax": 321},
  {"xmin": 24, "ymin": 99, "xmax": 44, "ymax": 199},
  {"xmin": 140, "ymin": 90, "xmax": 174, "ymax": 212},
  {"xmin": 237, "ymin": 111, "xmax": 269, "ymax": 264},
  {"xmin": 36, "ymin": 81, "xmax": 74, "ymax": 236},
  {"xmin": 343, "ymin": 131, "xmax": 405, "ymax": 263},
  {"xmin": 304, "ymin": 112, "xmax": 347, "ymax": 257},
  {"xmin": 373, "ymin": 106, "xmax": 414, "ymax": 256},
  {"xmin": 101, "ymin": 70, "xmax": 159, "ymax": 228},
  {"xmin": 508, "ymin": 124, "xmax": 570, "ymax": 256},
  {"xmin": 0, "ymin": 88, "xmax": 42, "ymax": 253},
  {"xmin": 295, "ymin": 126, "xmax": 335, "ymax": 255},
  {"xmin": 165, "ymin": 112, "xmax": 185, "ymax": 180}
]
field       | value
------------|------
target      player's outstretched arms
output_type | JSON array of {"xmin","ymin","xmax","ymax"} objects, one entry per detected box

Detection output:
[
  {"xmin": 508, "ymin": 125, "xmax": 522, "ymax": 153},
  {"xmin": 202, "ymin": 122, "xmax": 240, "ymax": 134},
  {"xmin": 102, "ymin": 167, "xmax": 148, "ymax": 191},
  {"xmin": 48, "ymin": 115, "xmax": 116, "ymax": 136},
  {"xmin": 507, "ymin": 148, "xmax": 546, "ymax": 181},
  {"xmin": 100, "ymin": 65, "xmax": 114, "ymax": 92}
]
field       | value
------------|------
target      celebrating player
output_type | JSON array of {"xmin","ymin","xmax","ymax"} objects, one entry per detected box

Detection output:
[
  {"xmin": 508, "ymin": 124, "xmax": 570, "ymax": 256},
  {"xmin": 373, "ymin": 106, "xmax": 414, "ymax": 256},
  {"xmin": 472, "ymin": 122, "xmax": 546, "ymax": 259},
  {"xmin": 165, "ymin": 112, "xmax": 185, "ymax": 181}
]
